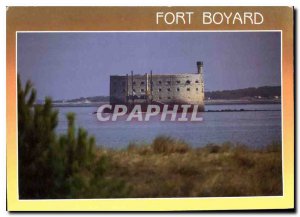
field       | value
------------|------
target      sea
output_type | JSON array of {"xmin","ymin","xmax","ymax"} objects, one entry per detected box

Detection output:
[{"xmin": 55, "ymin": 104, "xmax": 282, "ymax": 149}]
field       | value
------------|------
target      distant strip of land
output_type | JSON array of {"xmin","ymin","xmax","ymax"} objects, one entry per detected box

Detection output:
[
  {"xmin": 38, "ymin": 85, "xmax": 281, "ymax": 107},
  {"xmin": 205, "ymin": 99, "xmax": 280, "ymax": 105},
  {"xmin": 49, "ymin": 99, "xmax": 281, "ymax": 108}
]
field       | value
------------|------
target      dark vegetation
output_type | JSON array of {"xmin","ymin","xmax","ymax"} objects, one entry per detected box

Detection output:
[
  {"xmin": 205, "ymin": 86, "xmax": 281, "ymax": 100},
  {"xmin": 19, "ymin": 78, "xmax": 282, "ymax": 198},
  {"xmin": 18, "ymin": 76, "xmax": 129, "ymax": 199}
]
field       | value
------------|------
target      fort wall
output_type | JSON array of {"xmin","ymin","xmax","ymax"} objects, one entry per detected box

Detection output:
[{"xmin": 110, "ymin": 61, "xmax": 205, "ymax": 110}]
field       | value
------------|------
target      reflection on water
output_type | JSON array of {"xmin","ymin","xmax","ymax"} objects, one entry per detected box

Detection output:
[{"xmin": 56, "ymin": 104, "xmax": 282, "ymax": 149}]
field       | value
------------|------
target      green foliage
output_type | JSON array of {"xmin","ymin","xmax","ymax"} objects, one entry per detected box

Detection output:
[
  {"xmin": 18, "ymin": 75, "xmax": 128, "ymax": 199},
  {"xmin": 18, "ymin": 77, "xmax": 58, "ymax": 198}
]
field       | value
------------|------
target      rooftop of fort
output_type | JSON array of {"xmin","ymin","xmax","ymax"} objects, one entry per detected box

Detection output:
[{"xmin": 111, "ymin": 61, "xmax": 204, "ymax": 77}]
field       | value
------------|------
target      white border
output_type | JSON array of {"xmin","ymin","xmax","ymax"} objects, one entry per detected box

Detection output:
[{"xmin": 15, "ymin": 30, "xmax": 284, "ymax": 203}]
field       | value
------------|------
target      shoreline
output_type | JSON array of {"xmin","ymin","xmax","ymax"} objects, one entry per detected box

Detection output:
[
  {"xmin": 49, "ymin": 99, "xmax": 281, "ymax": 108},
  {"xmin": 205, "ymin": 99, "xmax": 280, "ymax": 105}
]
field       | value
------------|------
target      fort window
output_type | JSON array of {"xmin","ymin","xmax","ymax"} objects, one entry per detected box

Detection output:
[
  {"xmin": 167, "ymin": 88, "xmax": 171, "ymax": 92},
  {"xmin": 196, "ymin": 88, "xmax": 199, "ymax": 91},
  {"xmin": 176, "ymin": 80, "xmax": 180, "ymax": 84},
  {"xmin": 133, "ymin": 89, "xmax": 136, "ymax": 92},
  {"xmin": 159, "ymin": 96, "xmax": 162, "ymax": 100},
  {"xmin": 167, "ymin": 97, "xmax": 171, "ymax": 99},
  {"xmin": 177, "ymin": 88, "xmax": 180, "ymax": 91},
  {"xmin": 195, "ymin": 80, "xmax": 199, "ymax": 83},
  {"xmin": 133, "ymin": 81, "xmax": 136, "ymax": 85},
  {"xmin": 167, "ymin": 81, "xmax": 171, "ymax": 85},
  {"xmin": 187, "ymin": 88, "xmax": 190, "ymax": 91},
  {"xmin": 141, "ymin": 81, "xmax": 145, "ymax": 85},
  {"xmin": 158, "ymin": 88, "xmax": 162, "ymax": 92},
  {"xmin": 158, "ymin": 81, "xmax": 162, "ymax": 85},
  {"xmin": 186, "ymin": 80, "xmax": 191, "ymax": 84},
  {"xmin": 141, "ymin": 89, "xmax": 145, "ymax": 92},
  {"xmin": 122, "ymin": 89, "xmax": 126, "ymax": 93}
]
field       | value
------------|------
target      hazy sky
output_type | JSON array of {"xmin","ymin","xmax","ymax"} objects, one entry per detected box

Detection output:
[{"xmin": 18, "ymin": 32, "xmax": 281, "ymax": 100}]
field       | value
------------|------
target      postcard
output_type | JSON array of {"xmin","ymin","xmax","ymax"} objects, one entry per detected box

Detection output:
[{"xmin": 6, "ymin": 6, "xmax": 294, "ymax": 211}]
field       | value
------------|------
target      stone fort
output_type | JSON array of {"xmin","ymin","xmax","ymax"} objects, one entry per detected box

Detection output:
[{"xmin": 110, "ymin": 61, "xmax": 205, "ymax": 111}]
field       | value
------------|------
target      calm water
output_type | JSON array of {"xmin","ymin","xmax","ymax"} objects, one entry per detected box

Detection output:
[{"xmin": 56, "ymin": 104, "xmax": 282, "ymax": 149}]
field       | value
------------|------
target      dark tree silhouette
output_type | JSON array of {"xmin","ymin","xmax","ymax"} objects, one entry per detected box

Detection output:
[{"xmin": 18, "ymin": 75, "xmax": 128, "ymax": 199}]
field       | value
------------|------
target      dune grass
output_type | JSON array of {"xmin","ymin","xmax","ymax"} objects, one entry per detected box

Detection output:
[{"xmin": 95, "ymin": 136, "xmax": 282, "ymax": 198}]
